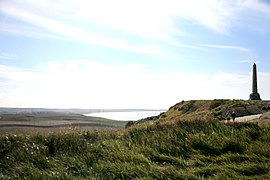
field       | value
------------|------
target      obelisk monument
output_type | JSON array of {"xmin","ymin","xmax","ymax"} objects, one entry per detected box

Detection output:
[{"xmin": 249, "ymin": 63, "xmax": 261, "ymax": 100}]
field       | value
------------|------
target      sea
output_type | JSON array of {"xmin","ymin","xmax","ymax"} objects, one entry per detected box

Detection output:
[{"xmin": 84, "ymin": 110, "xmax": 165, "ymax": 121}]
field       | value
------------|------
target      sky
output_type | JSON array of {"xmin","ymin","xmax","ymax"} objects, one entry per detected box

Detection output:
[{"xmin": 0, "ymin": 0, "xmax": 270, "ymax": 109}]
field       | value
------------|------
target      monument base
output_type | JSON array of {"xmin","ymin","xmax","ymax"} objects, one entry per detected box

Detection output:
[{"xmin": 249, "ymin": 93, "xmax": 261, "ymax": 100}]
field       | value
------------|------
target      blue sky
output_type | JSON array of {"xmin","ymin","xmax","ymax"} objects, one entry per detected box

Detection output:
[{"xmin": 0, "ymin": 0, "xmax": 270, "ymax": 109}]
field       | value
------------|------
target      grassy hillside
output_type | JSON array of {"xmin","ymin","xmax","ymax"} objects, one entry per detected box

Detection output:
[
  {"xmin": 1, "ymin": 100, "xmax": 270, "ymax": 179},
  {"xmin": 134, "ymin": 99, "xmax": 270, "ymax": 126}
]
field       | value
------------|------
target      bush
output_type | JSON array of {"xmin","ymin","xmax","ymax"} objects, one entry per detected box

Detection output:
[
  {"xmin": 125, "ymin": 121, "xmax": 135, "ymax": 128},
  {"xmin": 209, "ymin": 99, "xmax": 224, "ymax": 110},
  {"xmin": 179, "ymin": 100, "xmax": 196, "ymax": 113}
]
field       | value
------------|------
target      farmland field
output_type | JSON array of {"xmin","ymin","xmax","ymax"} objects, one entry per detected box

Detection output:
[{"xmin": 0, "ymin": 113, "xmax": 127, "ymax": 135}]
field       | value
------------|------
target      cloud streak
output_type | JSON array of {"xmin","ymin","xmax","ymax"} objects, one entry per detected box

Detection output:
[
  {"xmin": 0, "ymin": 52, "xmax": 17, "ymax": 60},
  {"xmin": 1, "ymin": 0, "xmax": 270, "ymax": 53},
  {"xmin": 1, "ymin": 2, "xmax": 160, "ymax": 54},
  {"xmin": 236, "ymin": 60, "xmax": 260, "ymax": 64},
  {"xmin": 201, "ymin": 44, "xmax": 250, "ymax": 52}
]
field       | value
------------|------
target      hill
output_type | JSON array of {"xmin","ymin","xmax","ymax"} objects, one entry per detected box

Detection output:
[
  {"xmin": 132, "ymin": 99, "xmax": 270, "ymax": 127},
  {"xmin": 1, "ymin": 100, "xmax": 270, "ymax": 179}
]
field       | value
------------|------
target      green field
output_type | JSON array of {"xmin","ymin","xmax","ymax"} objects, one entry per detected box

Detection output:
[{"xmin": 1, "ymin": 100, "xmax": 270, "ymax": 179}]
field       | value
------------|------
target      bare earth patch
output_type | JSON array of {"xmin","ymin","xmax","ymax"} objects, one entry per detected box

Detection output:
[{"xmin": 225, "ymin": 112, "xmax": 270, "ymax": 126}]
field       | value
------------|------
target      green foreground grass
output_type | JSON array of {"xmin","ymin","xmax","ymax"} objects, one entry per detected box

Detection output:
[{"xmin": 1, "ymin": 119, "xmax": 270, "ymax": 179}]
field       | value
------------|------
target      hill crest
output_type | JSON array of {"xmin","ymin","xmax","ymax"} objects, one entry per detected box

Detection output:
[{"xmin": 132, "ymin": 99, "xmax": 270, "ymax": 127}]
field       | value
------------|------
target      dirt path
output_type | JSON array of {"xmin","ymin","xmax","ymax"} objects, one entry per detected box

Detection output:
[
  {"xmin": 225, "ymin": 114, "xmax": 262, "ymax": 123},
  {"xmin": 235, "ymin": 114, "xmax": 262, "ymax": 122}
]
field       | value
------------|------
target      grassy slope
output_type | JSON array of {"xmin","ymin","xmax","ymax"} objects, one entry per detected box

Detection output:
[
  {"xmin": 134, "ymin": 99, "xmax": 270, "ymax": 126},
  {"xmin": 1, "ymin": 100, "xmax": 270, "ymax": 179}
]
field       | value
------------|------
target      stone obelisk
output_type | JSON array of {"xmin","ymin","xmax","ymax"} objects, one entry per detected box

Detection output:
[{"xmin": 249, "ymin": 63, "xmax": 261, "ymax": 100}]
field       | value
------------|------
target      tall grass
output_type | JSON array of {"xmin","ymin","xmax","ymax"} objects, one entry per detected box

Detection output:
[{"xmin": 0, "ymin": 120, "xmax": 269, "ymax": 179}]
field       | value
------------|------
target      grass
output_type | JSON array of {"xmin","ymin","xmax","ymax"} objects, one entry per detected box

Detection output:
[
  {"xmin": 1, "ymin": 118, "xmax": 270, "ymax": 179},
  {"xmin": 1, "ymin": 99, "xmax": 270, "ymax": 179}
]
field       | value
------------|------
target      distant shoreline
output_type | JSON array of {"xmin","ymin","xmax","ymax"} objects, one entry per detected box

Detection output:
[
  {"xmin": 85, "ymin": 110, "xmax": 165, "ymax": 121},
  {"xmin": 0, "ymin": 107, "xmax": 166, "ymax": 115}
]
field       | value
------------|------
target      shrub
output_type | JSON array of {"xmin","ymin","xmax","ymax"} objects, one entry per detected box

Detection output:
[
  {"xmin": 179, "ymin": 100, "xmax": 196, "ymax": 113},
  {"xmin": 159, "ymin": 112, "xmax": 167, "ymax": 118},
  {"xmin": 125, "ymin": 121, "xmax": 135, "ymax": 128},
  {"xmin": 209, "ymin": 99, "xmax": 224, "ymax": 110}
]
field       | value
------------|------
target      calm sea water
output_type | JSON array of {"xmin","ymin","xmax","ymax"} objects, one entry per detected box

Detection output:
[{"xmin": 84, "ymin": 110, "xmax": 165, "ymax": 121}]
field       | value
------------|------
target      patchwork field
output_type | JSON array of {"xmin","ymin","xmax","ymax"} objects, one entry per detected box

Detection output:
[{"xmin": 0, "ymin": 113, "xmax": 127, "ymax": 135}]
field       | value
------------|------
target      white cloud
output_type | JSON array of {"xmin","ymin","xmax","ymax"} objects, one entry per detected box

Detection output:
[
  {"xmin": 259, "ymin": 72, "xmax": 270, "ymax": 100},
  {"xmin": 238, "ymin": 0, "xmax": 270, "ymax": 15},
  {"xmin": 1, "ymin": 0, "xmax": 270, "ymax": 52},
  {"xmin": 236, "ymin": 60, "xmax": 260, "ymax": 64},
  {"xmin": 201, "ymin": 44, "xmax": 250, "ymax": 52},
  {"xmin": 0, "ymin": 60, "xmax": 269, "ymax": 109},
  {"xmin": 1, "ymin": 1, "xmax": 160, "ymax": 54},
  {"xmin": 0, "ymin": 52, "xmax": 17, "ymax": 60}
]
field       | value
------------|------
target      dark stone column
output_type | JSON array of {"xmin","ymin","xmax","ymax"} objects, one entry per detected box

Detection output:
[{"xmin": 249, "ymin": 63, "xmax": 261, "ymax": 100}]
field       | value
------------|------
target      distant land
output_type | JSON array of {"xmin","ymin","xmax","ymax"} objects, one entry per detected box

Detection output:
[{"xmin": 0, "ymin": 107, "xmax": 166, "ymax": 115}]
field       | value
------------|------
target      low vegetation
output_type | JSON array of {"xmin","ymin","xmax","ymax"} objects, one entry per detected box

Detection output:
[
  {"xmin": 1, "ymin": 120, "xmax": 269, "ymax": 179},
  {"xmin": 135, "ymin": 99, "xmax": 270, "ymax": 126},
  {"xmin": 1, "ymin": 100, "xmax": 270, "ymax": 179}
]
